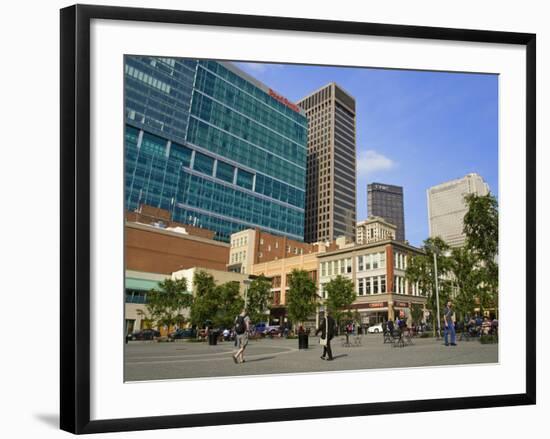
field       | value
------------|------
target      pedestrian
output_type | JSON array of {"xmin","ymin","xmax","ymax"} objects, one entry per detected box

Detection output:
[
  {"xmin": 232, "ymin": 308, "xmax": 250, "ymax": 364},
  {"xmin": 443, "ymin": 300, "xmax": 457, "ymax": 346},
  {"xmin": 316, "ymin": 311, "xmax": 336, "ymax": 361}
]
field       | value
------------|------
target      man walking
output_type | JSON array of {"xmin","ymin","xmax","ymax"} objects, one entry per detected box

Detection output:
[
  {"xmin": 443, "ymin": 300, "xmax": 457, "ymax": 346},
  {"xmin": 316, "ymin": 310, "xmax": 336, "ymax": 361},
  {"xmin": 232, "ymin": 308, "xmax": 250, "ymax": 364}
]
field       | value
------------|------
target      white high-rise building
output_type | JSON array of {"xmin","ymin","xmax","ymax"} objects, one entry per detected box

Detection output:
[
  {"xmin": 427, "ymin": 173, "xmax": 490, "ymax": 248},
  {"xmin": 356, "ymin": 216, "xmax": 397, "ymax": 245}
]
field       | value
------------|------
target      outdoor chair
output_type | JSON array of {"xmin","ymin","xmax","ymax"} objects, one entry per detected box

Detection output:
[{"xmin": 391, "ymin": 329, "xmax": 405, "ymax": 348}]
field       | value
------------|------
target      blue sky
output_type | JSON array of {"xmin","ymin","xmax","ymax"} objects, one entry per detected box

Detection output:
[{"xmin": 235, "ymin": 61, "xmax": 499, "ymax": 247}]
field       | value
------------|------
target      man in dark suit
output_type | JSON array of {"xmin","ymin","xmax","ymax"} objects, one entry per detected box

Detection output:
[{"xmin": 316, "ymin": 311, "xmax": 336, "ymax": 361}]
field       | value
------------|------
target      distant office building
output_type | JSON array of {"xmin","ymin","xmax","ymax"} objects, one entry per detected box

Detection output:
[
  {"xmin": 356, "ymin": 216, "xmax": 397, "ymax": 245},
  {"xmin": 367, "ymin": 183, "xmax": 405, "ymax": 242},
  {"xmin": 124, "ymin": 57, "xmax": 308, "ymax": 242},
  {"xmin": 427, "ymin": 173, "xmax": 490, "ymax": 248},
  {"xmin": 297, "ymin": 83, "xmax": 357, "ymax": 243}
]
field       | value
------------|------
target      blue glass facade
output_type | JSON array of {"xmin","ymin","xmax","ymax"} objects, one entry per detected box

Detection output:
[{"xmin": 124, "ymin": 57, "xmax": 308, "ymax": 242}]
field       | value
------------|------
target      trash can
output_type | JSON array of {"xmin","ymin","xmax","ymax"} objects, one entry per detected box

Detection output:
[
  {"xmin": 298, "ymin": 332, "xmax": 308, "ymax": 350},
  {"xmin": 208, "ymin": 332, "xmax": 217, "ymax": 346}
]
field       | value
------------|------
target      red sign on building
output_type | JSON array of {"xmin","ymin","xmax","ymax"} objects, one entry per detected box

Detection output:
[{"xmin": 269, "ymin": 89, "xmax": 301, "ymax": 113}]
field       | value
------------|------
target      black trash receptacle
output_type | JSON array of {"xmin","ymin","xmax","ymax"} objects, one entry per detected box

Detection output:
[
  {"xmin": 208, "ymin": 332, "xmax": 217, "ymax": 346},
  {"xmin": 298, "ymin": 333, "xmax": 308, "ymax": 350}
]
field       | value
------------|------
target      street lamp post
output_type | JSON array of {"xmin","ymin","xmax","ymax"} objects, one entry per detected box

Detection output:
[{"xmin": 432, "ymin": 250, "xmax": 441, "ymax": 339}]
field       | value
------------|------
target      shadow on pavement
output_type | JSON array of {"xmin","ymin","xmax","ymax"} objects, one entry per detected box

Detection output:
[{"xmin": 242, "ymin": 356, "xmax": 276, "ymax": 363}]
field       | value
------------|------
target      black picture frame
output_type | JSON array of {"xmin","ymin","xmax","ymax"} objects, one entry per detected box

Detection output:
[{"xmin": 60, "ymin": 4, "xmax": 536, "ymax": 434}]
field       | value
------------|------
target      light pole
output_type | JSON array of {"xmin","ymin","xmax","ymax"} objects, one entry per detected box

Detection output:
[{"xmin": 427, "ymin": 242, "xmax": 442, "ymax": 339}]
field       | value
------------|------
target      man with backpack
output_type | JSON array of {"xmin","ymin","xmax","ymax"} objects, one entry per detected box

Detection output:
[{"xmin": 232, "ymin": 308, "xmax": 250, "ymax": 364}]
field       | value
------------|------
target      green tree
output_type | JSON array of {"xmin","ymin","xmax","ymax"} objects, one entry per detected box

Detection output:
[
  {"xmin": 189, "ymin": 271, "xmax": 244, "ymax": 330},
  {"xmin": 246, "ymin": 275, "xmax": 273, "ymax": 324},
  {"xmin": 406, "ymin": 237, "xmax": 453, "ymax": 331},
  {"xmin": 212, "ymin": 281, "xmax": 244, "ymax": 329},
  {"xmin": 410, "ymin": 303, "xmax": 424, "ymax": 325},
  {"xmin": 286, "ymin": 269, "xmax": 318, "ymax": 329},
  {"xmin": 324, "ymin": 275, "xmax": 356, "ymax": 328},
  {"xmin": 146, "ymin": 278, "xmax": 193, "ymax": 332},
  {"xmin": 449, "ymin": 246, "xmax": 480, "ymax": 320},
  {"xmin": 189, "ymin": 271, "xmax": 217, "ymax": 329},
  {"xmin": 463, "ymin": 193, "xmax": 499, "ymax": 316}
]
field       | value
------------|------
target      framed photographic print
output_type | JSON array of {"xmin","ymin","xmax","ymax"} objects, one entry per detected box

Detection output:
[{"xmin": 60, "ymin": 4, "xmax": 536, "ymax": 434}]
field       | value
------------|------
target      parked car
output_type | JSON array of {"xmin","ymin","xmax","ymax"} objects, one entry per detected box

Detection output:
[
  {"xmin": 367, "ymin": 323, "xmax": 384, "ymax": 334},
  {"xmin": 168, "ymin": 328, "xmax": 196, "ymax": 340},
  {"xmin": 264, "ymin": 327, "xmax": 281, "ymax": 337},
  {"xmin": 127, "ymin": 329, "xmax": 161, "ymax": 341}
]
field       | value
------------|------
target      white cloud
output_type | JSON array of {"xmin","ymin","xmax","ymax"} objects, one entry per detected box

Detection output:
[
  {"xmin": 241, "ymin": 63, "xmax": 269, "ymax": 73},
  {"xmin": 356, "ymin": 150, "xmax": 396, "ymax": 177}
]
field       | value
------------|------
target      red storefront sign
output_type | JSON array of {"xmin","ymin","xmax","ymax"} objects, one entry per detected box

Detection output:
[
  {"xmin": 366, "ymin": 302, "xmax": 388, "ymax": 309},
  {"xmin": 269, "ymin": 89, "xmax": 301, "ymax": 113}
]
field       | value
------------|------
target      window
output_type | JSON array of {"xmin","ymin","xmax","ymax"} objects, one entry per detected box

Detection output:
[
  {"xmin": 358, "ymin": 278, "xmax": 364, "ymax": 295},
  {"xmin": 327, "ymin": 262, "xmax": 333, "ymax": 276},
  {"xmin": 365, "ymin": 277, "xmax": 371, "ymax": 295},
  {"xmin": 380, "ymin": 252, "xmax": 386, "ymax": 269},
  {"xmin": 358, "ymin": 255, "xmax": 364, "ymax": 271},
  {"xmin": 380, "ymin": 275, "xmax": 386, "ymax": 293},
  {"xmin": 346, "ymin": 258, "xmax": 352, "ymax": 273},
  {"xmin": 169, "ymin": 143, "xmax": 192, "ymax": 167},
  {"xmin": 365, "ymin": 254, "xmax": 371, "ymax": 270},
  {"xmin": 373, "ymin": 276, "xmax": 379, "ymax": 294},
  {"xmin": 215, "ymin": 160, "xmax": 235, "ymax": 183},
  {"xmin": 372, "ymin": 254, "xmax": 378, "ymax": 270},
  {"xmin": 321, "ymin": 262, "xmax": 326, "ymax": 277},
  {"xmin": 236, "ymin": 169, "xmax": 254, "ymax": 190},
  {"xmin": 193, "ymin": 151, "xmax": 214, "ymax": 175}
]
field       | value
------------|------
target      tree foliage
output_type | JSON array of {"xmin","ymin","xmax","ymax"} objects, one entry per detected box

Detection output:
[
  {"xmin": 189, "ymin": 271, "xmax": 244, "ymax": 329},
  {"xmin": 405, "ymin": 237, "xmax": 453, "ymax": 325},
  {"xmin": 410, "ymin": 303, "xmax": 424, "ymax": 325},
  {"xmin": 286, "ymin": 269, "xmax": 318, "ymax": 327},
  {"xmin": 145, "ymin": 278, "xmax": 193, "ymax": 330},
  {"xmin": 449, "ymin": 246, "xmax": 480, "ymax": 320},
  {"xmin": 246, "ymin": 274, "xmax": 273, "ymax": 324},
  {"xmin": 463, "ymin": 193, "xmax": 499, "ymax": 314},
  {"xmin": 324, "ymin": 275, "xmax": 356, "ymax": 326}
]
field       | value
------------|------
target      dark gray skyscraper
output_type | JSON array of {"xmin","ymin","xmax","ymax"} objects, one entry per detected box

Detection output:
[{"xmin": 367, "ymin": 183, "xmax": 405, "ymax": 242}]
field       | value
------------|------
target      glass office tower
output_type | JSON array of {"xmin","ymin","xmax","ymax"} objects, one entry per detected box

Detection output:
[{"xmin": 124, "ymin": 57, "xmax": 308, "ymax": 242}]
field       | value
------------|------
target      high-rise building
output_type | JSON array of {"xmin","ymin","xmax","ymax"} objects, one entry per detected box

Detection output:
[
  {"xmin": 427, "ymin": 173, "xmax": 490, "ymax": 248},
  {"xmin": 356, "ymin": 216, "xmax": 397, "ymax": 245},
  {"xmin": 124, "ymin": 57, "xmax": 308, "ymax": 242},
  {"xmin": 297, "ymin": 83, "xmax": 357, "ymax": 244},
  {"xmin": 367, "ymin": 183, "xmax": 406, "ymax": 242}
]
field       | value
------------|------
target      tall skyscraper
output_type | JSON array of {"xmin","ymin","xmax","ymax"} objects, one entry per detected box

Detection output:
[
  {"xmin": 124, "ymin": 57, "xmax": 308, "ymax": 242},
  {"xmin": 297, "ymin": 83, "xmax": 357, "ymax": 243},
  {"xmin": 367, "ymin": 183, "xmax": 406, "ymax": 242},
  {"xmin": 427, "ymin": 173, "xmax": 490, "ymax": 248}
]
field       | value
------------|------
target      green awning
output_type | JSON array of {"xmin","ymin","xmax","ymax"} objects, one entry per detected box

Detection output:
[{"xmin": 125, "ymin": 277, "xmax": 163, "ymax": 291}]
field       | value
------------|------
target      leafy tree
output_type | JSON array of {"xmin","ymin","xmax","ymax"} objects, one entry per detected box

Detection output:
[
  {"xmin": 410, "ymin": 303, "xmax": 424, "ymax": 325},
  {"xmin": 212, "ymin": 281, "xmax": 244, "ymax": 329},
  {"xmin": 449, "ymin": 246, "xmax": 480, "ymax": 320},
  {"xmin": 189, "ymin": 271, "xmax": 217, "ymax": 329},
  {"xmin": 189, "ymin": 271, "xmax": 244, "ymax": 330},
  {"xmin": 286, "ymin": 269, "xmax": 318, "ymax": 329},
  {"xmin": 324, "ymin": 275, "xmax": 356, "ymax": 328},
  {"xmin": 463, "ymin": 193, "xmax": 499, "ymax": 316},
  {"xmin": 246, "ymin": 274, "xmax": 273, "ymax": 324},
  {"xmin": 406, "ymin": 237, "xmax": 453, "ymax": 332},
  {"xmin": 146, "ymin": 278, "xmax": 193, "ymax": 332}
]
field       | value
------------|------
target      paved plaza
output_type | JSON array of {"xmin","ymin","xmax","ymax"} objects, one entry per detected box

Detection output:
[{"xmin": 124, "ymin": 334, "xmax": 498, "ymax": 381}]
